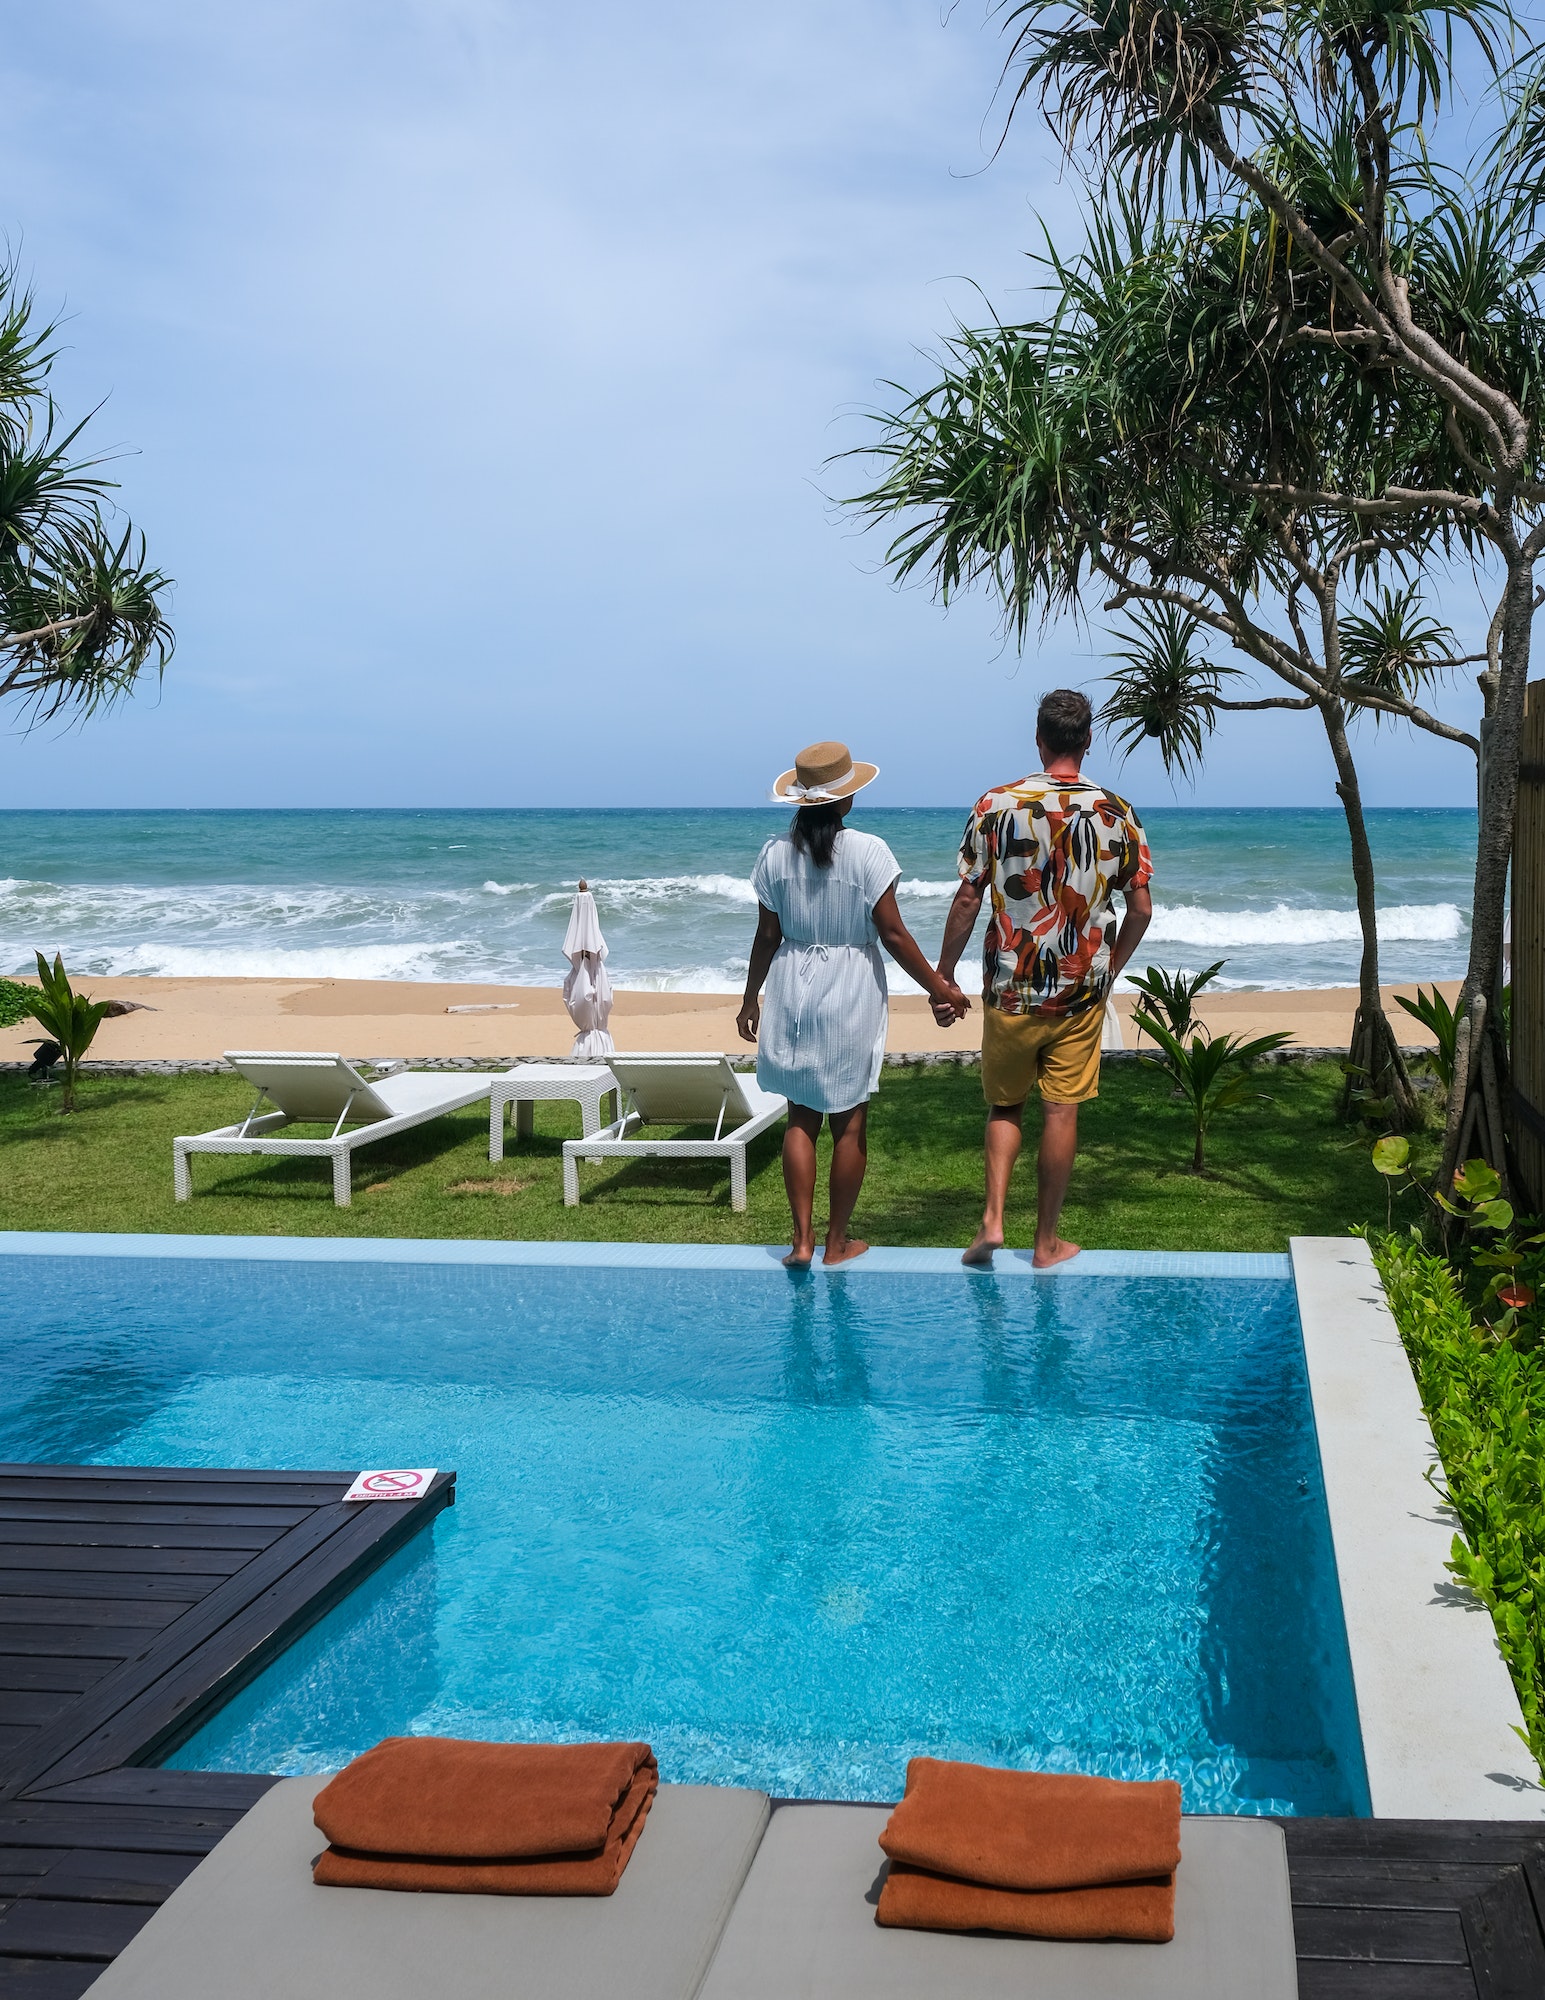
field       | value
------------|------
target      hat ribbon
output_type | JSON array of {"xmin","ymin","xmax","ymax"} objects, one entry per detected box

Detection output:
[{"xmin": 779, "ymin": 768, "xmax": 859, "ymax": 802}]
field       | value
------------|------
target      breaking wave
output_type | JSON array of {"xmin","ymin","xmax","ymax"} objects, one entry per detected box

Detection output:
[
  {"xmin": 0, "ymin": 807, "xmax": 1474, "ymax": 992},
  {"xmin": 1145, "ymin": 901, "xmax": 1466, "ymax": 948},
  {"xmin": 897, "ymin": 879, "xmax": 960, "ymax": 899},
  {"xmin": 590, "ymin": 873, "xmax": 759, "ymax": 907},
  {"xmin": 67, "ymin": 943, "xmax": 455, "ymax": 981}
]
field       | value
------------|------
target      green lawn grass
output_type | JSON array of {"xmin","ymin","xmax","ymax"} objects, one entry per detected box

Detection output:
[{"xmin": 0, "ymin": 1059, "xmax": 1406, "ymax": 1250}]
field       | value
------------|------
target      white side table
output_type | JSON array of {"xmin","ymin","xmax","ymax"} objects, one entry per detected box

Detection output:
[{"xmin": 489, "ymin": 1063, "xmax": 616, "ymax": 1161}]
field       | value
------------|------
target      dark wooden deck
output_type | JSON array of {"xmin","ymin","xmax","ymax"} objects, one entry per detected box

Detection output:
[
  {"xmin": 1284, "ymin": 1816, "xmax": 1545, "ymax": 1997},
  {"xmin": 0, "ymin": 1462, "xmax": 454, "ymax": 1996},
  {"xmin": 0, "ymin": 1466, "xmax": 1539, "ymax": 1996}
]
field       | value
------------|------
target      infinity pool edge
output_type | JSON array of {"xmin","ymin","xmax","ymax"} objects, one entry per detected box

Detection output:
[
  {"xmin": 0, "ymin": 1232, "xmax": 1287, "ymax": 1278},
  {"xmin": 3, "ymin": 1229, "xmax": 1521, "ymax": 1817}
]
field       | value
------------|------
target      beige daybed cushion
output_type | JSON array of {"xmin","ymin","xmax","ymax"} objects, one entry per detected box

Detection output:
[
  {"xmin": 84, "ymin": 1775, "xmax": 770, "ymax": 2000},
  {"xmin": 696, "ymin": 1804, "xmax": 1299, "ymax": 1999}
]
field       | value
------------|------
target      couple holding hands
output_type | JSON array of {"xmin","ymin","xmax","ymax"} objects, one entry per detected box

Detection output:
[{"xmin": 736, "ymin": 691, "xmax": 1153, "ymax": 1271}]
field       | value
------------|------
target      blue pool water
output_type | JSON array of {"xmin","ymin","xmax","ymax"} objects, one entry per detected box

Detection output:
[{"xmin": 0, "ymin": 1250, "xmax": 1368, "ymax": 1814}]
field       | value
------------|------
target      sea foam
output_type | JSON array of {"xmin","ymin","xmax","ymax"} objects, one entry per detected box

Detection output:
[
  {"xmin": 1146, "ymin": 902, "xmax": 1465, "ymax": 947},
  {"xmin": 0, "ymin": 805, "xmax": 1476, "ymax": 994},
  {"xmin": 592, "ymin": 873, "xmax": 760, "ymax": 906}
]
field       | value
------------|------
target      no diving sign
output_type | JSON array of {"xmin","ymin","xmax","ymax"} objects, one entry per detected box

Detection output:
[{"xmin": 344, "ymin": 1468, "xmax": 438, "ymax": 1503}]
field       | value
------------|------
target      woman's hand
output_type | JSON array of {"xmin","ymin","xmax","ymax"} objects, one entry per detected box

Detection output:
[
  {"xmin": 930, "ymin": 979, "xmax": 970, "ymax": 1025},
  {"xmin": 738, "ymin": 905, "xmax": 781, "ymax": 1046},
  {"xmin": 872, "ymin": 886, "xmax": 976, "ymax": 1026}
]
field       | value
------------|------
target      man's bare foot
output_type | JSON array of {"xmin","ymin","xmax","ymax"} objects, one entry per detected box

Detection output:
[
  {"xmin": 783, "ymin": 1244, "xmax": 815, "ymax": 1269},
  {"xmin": 821, "ymin": 1237, "xmax": 869, "ymax": 1267},
  {"xmin": 1031, "ymin": 1237, "xmax": 1082, "ymax": 1269},
  {"xmin": 962, "ymin": 1229, "xmax": 1002, "ymax": 1267}
]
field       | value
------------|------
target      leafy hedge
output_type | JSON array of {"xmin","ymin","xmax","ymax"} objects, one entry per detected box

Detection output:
[
  {"xmin": 1373, "ymin": 1232, "xmax": 1545, "ymax": 1771},
  {"xmin": 0, "ymin": 980, "xmax": 36, "ymax": 1029}
]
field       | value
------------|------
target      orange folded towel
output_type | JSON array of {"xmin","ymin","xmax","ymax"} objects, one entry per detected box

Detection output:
[
  {"xmin": 311, "ymin": 1738, "xmax": 658, "ymax": 1896},
  {"xmin": 879, "ymin": 1760, "xmax": 1181, "ymax": 1890},
  {"xmin": 877, "ymin": 1862, "xmax": 1176, "ymax": 1941},
  {"xmin": 875, "ymin": 1760, "xmax": 1181, "ymax": 1943}
]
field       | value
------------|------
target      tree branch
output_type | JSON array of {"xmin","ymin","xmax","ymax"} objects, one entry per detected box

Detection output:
[
  {"xmin": 1197, "ymin": 115, "xmax": 1522, "ymax": 462},
  {"xmin": 1092, "ymin": 530, "xmax": 1481, "ymax": 750},
  {"xmin": 1338, "ymin": 684, "xmax": 1480, "ymax": 749},
  {"xmin": 0, "ymin": 610, "xmax": 96, "ymax": 651},
  {"xmin": 1195, "ymin": 461, "xmax": 1496, "ymax": 527}
]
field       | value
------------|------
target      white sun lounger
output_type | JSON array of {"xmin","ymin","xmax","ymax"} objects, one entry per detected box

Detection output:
[
  {"xmin": 696, "ymin": 1805, "xmax": 1299, "ymax": 1999},
  {"xmin": 82, "ymin": 1777, "xmax": 771, "ymax": 2000},
  {"xmin": 172, "ymin": 1053, "xmax": 497, "ymax": 1207},
  {"xmin": 561, "ymin": 1052, "xmax": 786, "ymax": 1212}
]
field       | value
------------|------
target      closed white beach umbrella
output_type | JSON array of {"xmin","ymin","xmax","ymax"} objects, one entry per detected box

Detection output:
[{"xmin": 562, "ymin": 880, "xmax": 615, "ymax": 1058}]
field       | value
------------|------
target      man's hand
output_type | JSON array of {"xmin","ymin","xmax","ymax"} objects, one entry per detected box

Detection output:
[{"xmin": 735, "ymin": 997, "xmax": 760, "ymax": 1043}]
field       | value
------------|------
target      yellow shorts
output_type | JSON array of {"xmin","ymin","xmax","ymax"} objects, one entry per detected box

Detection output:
[{"xmin": 981, "ymin": 1001, "xmax": 1104, "ymax": 1107}]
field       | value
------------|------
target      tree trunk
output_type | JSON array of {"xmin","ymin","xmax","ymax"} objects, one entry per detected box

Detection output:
[
  {"xmin": 1443, "ymin": 555, "xmax": 1534, "ymax": 1189},
  {"xmin": 1321, "ymin": 699, "xmax": 1418, "ymax": 1128}
]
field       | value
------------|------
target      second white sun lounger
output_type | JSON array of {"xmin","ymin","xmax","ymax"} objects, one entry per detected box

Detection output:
[
  {"xmin": 696, "ymin": 1805, "xmax": 1299, "ymax": 2000},
  {"xmin": 173, "ymin": 1053, "xmax": 496, "ymax": 1207},
  {"xmin": 562, "ymin": 1052, "xmax": 786, "ymax": 1212}
]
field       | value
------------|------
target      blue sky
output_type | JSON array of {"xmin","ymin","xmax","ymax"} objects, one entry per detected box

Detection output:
[{"xmin": 0, "ymin": 1, "xmax": 1485, "ymax": 811}]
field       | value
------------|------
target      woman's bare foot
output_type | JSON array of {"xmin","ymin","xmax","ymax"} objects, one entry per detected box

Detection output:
[
  {"xmin": 1032, "ymin": 1237, "xmax": 1082, "ymax": 1269},
  {"xmin": 962, "ymin": 1229, "xmax": 1002, "ymax": 1267},
  {"xmin": 783, "ymin": 1242, "xmax": 815, "ymax": 1269},
  {"xmin": 822, "ymin": 1237, "xmax": 869, "ymax": 1267}
]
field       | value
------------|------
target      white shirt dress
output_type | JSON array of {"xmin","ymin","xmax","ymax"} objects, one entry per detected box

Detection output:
[{"xmin": 751, "ymin": 828, "xmax": 901, "ymax": 1114}]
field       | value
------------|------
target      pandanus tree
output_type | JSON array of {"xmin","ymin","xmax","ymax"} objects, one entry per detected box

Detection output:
[
  {"xmin": 1100, "ymin": 593, "xmax": 1467, "ymax": 1125},
  {"xmin": 845, "ymin": 0, "xmax": 1545, "ymax": 1181},
  {"xmin": 0, "ymin": 261, "xmax": 172, "ymax": 727}
]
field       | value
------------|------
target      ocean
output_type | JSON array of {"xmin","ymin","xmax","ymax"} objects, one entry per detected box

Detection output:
[{"xmin": 0, "ymin": 807, "xmax": 1474, "ymax": 996}]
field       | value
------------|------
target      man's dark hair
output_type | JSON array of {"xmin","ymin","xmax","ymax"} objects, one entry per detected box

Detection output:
[{"xmin": 1037, "ymin": 688, "xmax": 1093, "ymax": 759}]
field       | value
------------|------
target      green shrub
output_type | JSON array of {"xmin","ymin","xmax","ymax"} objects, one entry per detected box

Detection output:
[
  {"xmin": 0, "ymin": 978, "xmax": 39, "ymax": 1029},
  {"xmin": 1372, "ymin": 1232, "xmax": 1545, "ymax": 1771}
]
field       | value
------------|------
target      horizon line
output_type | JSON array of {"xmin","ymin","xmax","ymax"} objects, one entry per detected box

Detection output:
[{"xmin": 0, "ymin": 802, "xmax": 1480, "ymax": 816}]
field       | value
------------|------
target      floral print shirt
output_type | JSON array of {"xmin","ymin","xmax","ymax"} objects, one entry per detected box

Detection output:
[{"xmin": 959, "ymin": 773, "xmax": 1154, "ymax": 1018}]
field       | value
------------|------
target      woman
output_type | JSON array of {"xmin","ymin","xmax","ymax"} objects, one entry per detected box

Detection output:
[{"xmin": 737, "ymin": 740, "xmax": 967, "ymax": 1267}]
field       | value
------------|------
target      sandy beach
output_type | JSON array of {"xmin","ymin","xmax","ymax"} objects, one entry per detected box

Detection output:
[{"xmin": 0, "ymin": 975, "xmax": 1457, "ymax": 1065}]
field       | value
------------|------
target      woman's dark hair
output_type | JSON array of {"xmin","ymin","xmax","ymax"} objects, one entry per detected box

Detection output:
[{"xmin": 790, "ymin": 800, "xmax": 845, "ymax": 868}]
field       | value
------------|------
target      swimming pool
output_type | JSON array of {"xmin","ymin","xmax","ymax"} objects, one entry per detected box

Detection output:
[{"xmin": 0, "ymin": 1242, "xmax": 1369, "ymax": 1814}]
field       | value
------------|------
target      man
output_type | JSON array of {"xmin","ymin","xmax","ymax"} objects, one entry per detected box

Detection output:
[{"xmin": 933, "ymin": 689, "xmax": 1153, "ymax": 1268}]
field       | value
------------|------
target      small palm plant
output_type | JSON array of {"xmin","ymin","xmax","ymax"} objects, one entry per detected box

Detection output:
[
  {"xmin": 1393, "ymin": 986, "xmax": 1462, "ymax": 1091},
  {"xmin": 24, "ymin": 952, "xmax": 112, "ymax": 1112},
  {"xmin": 1127, "ymin": 959, "xmax": 1227, "ymax": 1045},
  {"xmin": 1138, "ymin": 1018, "xmax": 1292, "ymax": 1173}
]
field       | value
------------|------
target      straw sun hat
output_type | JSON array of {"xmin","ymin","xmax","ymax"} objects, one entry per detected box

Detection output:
[{"xmin": 771, "ymin": 740, "xmax": 879, "ymax": 804}]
